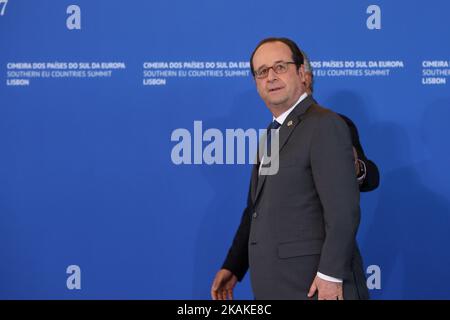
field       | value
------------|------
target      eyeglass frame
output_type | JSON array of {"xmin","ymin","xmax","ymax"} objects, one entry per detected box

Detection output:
[{"xmin": 253, "ymin": 61, "xmax": 299, "ymax": 79}]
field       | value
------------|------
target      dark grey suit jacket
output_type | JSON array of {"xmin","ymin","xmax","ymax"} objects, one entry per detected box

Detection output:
[{"xmin": 223, "ymin": 95, "xmax": 369, "ymax": 300}]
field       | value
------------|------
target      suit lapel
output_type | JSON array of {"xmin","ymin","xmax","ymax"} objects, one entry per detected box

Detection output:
[
  {"xmin": 253, "ymin": 95, "xmax": 315, "ymax": 204},
  {"xmin": 250, "ymin": 163, "xmax": 259, "ymax": 203}
]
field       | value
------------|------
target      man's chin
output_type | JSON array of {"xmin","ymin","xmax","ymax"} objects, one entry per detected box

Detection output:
[{"xmin": 268, "ymin": 98, "xmax": 289, "ymax": 107}]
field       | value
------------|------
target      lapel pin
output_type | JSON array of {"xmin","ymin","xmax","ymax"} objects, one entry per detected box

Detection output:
[{"xmin": 287, "ymin": 120, "xmax": 293, "ymax": 127}]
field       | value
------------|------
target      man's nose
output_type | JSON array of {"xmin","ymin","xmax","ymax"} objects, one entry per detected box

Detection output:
[{"xmin": 267, "ymin": 67, "xmax": 278, "ymax": 81}]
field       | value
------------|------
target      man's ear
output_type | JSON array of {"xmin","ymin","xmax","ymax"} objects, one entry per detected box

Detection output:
[{"xmin": 298, "ymin": 64, "xmax": 306, "ymax": 80}]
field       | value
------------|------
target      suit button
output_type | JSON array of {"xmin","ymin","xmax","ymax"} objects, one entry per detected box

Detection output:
[
  {"xmin": 252, "ymin": 212, "xmax": 258, "ymax": 218},
  {"xmin": 250, "ymin": 241, "xmax": 257, "ymax": 245}
]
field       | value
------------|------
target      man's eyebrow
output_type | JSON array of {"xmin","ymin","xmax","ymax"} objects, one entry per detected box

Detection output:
[
  {"xmin": 255, "ymin": 64, "xmax": 267, "ymax": 71},
  {"xmin": 256, "ymin": 60, "xmax": 285, "ymax": 71}
]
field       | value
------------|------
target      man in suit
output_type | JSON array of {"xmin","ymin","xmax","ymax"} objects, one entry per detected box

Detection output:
[
  {"xmin": 301, "ymin": 51, "xmax": 379, "ymax": 192},
  {"xmin": 211, "ymin": 37, "xmax": 369, "ymax": 300}
]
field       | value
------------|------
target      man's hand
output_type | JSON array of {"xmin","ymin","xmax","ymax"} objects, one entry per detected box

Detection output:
[
  {"xmin": 211, "ymin": 269, "xmax": 238, "ymax": 300},
  {"xmin": 307, "ymin": 275, "xmax": 344, "ymax": 300}
]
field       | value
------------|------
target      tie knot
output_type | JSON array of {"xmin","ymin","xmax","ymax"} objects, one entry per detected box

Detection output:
[{"xmin": 270, "ymin": 120, "xmax": 281, "ymax": 130}]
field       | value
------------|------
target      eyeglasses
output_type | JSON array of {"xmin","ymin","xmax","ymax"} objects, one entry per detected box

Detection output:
[{"xmin": 254, "ymin": 61, "xmax": 297, "ymax": 79}]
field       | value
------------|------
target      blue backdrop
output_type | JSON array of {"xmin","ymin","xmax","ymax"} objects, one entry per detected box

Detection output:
[{"xmin": 1, "ymin": 0, "xmax": 450, "ymax": 299}]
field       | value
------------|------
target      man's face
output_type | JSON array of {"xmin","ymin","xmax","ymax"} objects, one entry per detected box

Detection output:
[{"xmin": 252, "ymin": 41, "xmax": 306, "ymax": 115}]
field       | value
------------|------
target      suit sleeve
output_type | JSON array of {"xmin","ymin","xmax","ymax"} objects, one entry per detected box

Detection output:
[
  {"xmin": 310, "ymin": 113, "xmax": 361, "ymax": 280},
  {"xmin": 340, "ymin": 114, "xmax": 380, "ymax": 192},
  {"xmin": 221, "ymin": 176, "xmax": 253, "ymax": 281}
]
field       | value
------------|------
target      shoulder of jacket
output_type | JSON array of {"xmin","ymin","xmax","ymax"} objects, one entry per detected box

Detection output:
[{"xmin": 306, "ymin": 103, "xmax": 335, "ymax": 119}]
